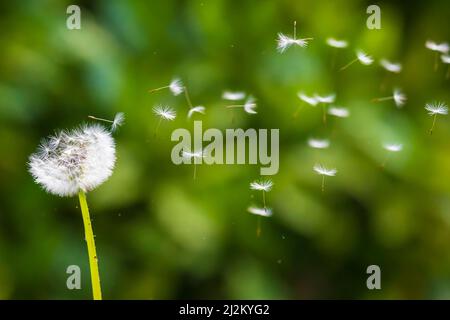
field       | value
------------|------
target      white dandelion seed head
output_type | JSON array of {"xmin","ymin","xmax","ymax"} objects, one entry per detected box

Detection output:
[
  {"xmin": 328, "ymin": 107, "xmax": 350, "ymax": 118},
  {"xmin": 169, "ymin": 78, "xmax": 184, "ymax": 96},
  {"xmin": 28, "ymin": 124, "xmax": 116, "ymax": 197},
  {"xmin": 153, "ymin": 105, "xmax": 177, "ymax": 120},
  {"xmin": 187, "ymin": 106, "xmax": 206, "ymax": 118},
  {"xmin": 276, "ymin": 33, "xmax": 310, "ymax": 53},
  {"xmin": 247, "ymin": 206, "xmax": 273, "ymax": 217},
  {"xmin": 380, "ymin": 59, "xmax": 402, "ymax": 73},
  {"xmin": 314, "ymin": 93, "xmax": 336, "ymax": 104},
  {"xmin": 308, "ymin": 138, "xmax": 330, "ymax": 149},
  {"xmin": 393, "ymin": 89, "xmax": 407, "ymax": 107},
  {"xmin": 250, "ymin": 179, "xmax": 273, "ymax": 192},
  {"xmin": 298, "ymin": 92, "xmax": 318, "ymax": 106},
  {"xmin": 441, "ymin": 55, "xmax": 450, "ymax": 64},
  {"xmin": 243, "ymin": 96, "xmax": 257, "ymax": 114},
  {"xmin": 425, "ymin": 41, "xmax": 449, "ymax": 54},
  {"xmin": 425, "ymin": 102, "xmax": 448, "ymax": 116},
  {"xmin": 111, "ymin": 112, "xmax": 125, "ymax": 132},
  {"xmin": 356, "ymin": 50, "xmax": 374, "ymax": 65},
  {"xmin": 326, "ymin": 37, "xmax": 348, "ymax": 48},
  {"xmin": 383, "ymin": 143, "xmax": 403, "ymax": 152},
  {"xmin": 313, "ymin": 164, "xmax": 337, "ymax": 177},
  {"xmin": 222, "ymin": 91, "xmax": 246, "ymax": 101}
]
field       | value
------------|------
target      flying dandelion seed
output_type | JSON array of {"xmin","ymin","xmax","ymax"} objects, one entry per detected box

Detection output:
[
  {"xmin": 182, "ymin": 150, "xmax": 204, "ymax": 180},
  {"xmin": 381, "ymin": 143, "xmax": 403, "ymax": 167},
  {"xmin": 441, "ymin": 55, "xmax": 450, "ymax": 78},
  {"xmin": 425, "ymin": 101, "xmax": 448, "ymax": 135},
  {"xmin": 426, "ymin": 41, "xmax": 450, "ymax": 53},
  {"xmin": 88, "ymin": 112, "xmax": 125, "ymax": 132},
  {"xmin": 28, "ymin": 124, "xmax": 116, "ymax": 300},
  {"xmin": 383, "ymin": 143, "xmax": 403, "ymax": 152},
  {"xmin": 276, "ymin": 21, "xmax": 313, "ymax": 53},
  {"xmin": 315, "ymin": 94, "xmax": 335, "ymax": 104},
  {"xmin": 247, "ymin": 206, "xmax": 272, "ymax": 237},
  {"xmin": 187, "ymin": 106, "xmax": 206, "ymax": 119},
  {"xmin": 328, "ymin": 107, "xmax": 350, "ymax": 118},
  {"xmin": 222, "ymin": 91, "xmax": 246, "ymax": 101},
  {"xmin": 340, "ymin": 50, "xmax": 373, "ymax": 71},
  {"xmin": 153, "ymin": 105, "xmax": 176, "ymax": 136},
  {"xmin": 249, "ymin": 179, "xmax": 273, "ymax": 236},
  {"xmin": 226, "ymin": 96, "xmax": 257, "ymax": 119},
  {"xmin": 153, "ymin": 105, "xmax": 176, "ymax": 120},
  {"xmin": 149, "ymin": 78, "xmax": 184, "ymax": 96},
  {"xmin": 326, "ymin": 38, "xmax": 348, "ymax": 48},
  {"xmin": 372, "ymin": 89, "xmax": 407, "ymax": 108},
  {"xmin": 313, "ymin": 164, "xmax": 337, "ymax": 192},
  {"xmin": 308, "ymin": 138, "xmax": 330, "ymax": 149},
  {"xmin": 426, "ymin": 41, "xmax": 450, "ymax": 71},
  {"xmin": 295, "ymin": 92, "xmax": 318, "ymax": 117},
  {"xmin": 326, "ymin": 37, "xmax": 348, "ymax": 68},
  {"xmin": 298, "ymin": 93, "xmax": 319, "ymax": 106},
  {"xmin": 148, "ymin": 77, "xmax": 184, "ymax": 96},
  {"xmin": 248, "ymin": 206, "xmax": 273, "ymax": 217},
  {"xmin": 314, "ymin": 93, "xmax": 335, "ymax": 124},
  {"xmin": 380, "ymin": 59, "xmax": 402, "ymax": 73},
  {"xmin": 250, "ymin": 179, "xmax": 273, "ymax": 210}
]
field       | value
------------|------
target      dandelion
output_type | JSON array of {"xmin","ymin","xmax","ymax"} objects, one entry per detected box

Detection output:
[
  {"xmin": 381, "ymin": 143, "xmax": 403, "ymax": 167},
  {"xmin": 182, "ymin": 149, "xmax": 204, "ymax": 179},
  {"xmin": 294, "ymin": 92, "xmax": 318, "ymax": 117},
  {"xmin": 313, "ymin": 164, "xmax": 337, "ymax": 192},
  {"xmin": 88, "ymin": 112, "xmax": 125, "ymax": 132},
  {"xmin": 380, "ymin": 59, "xmax": 402, "ymax": 73},
  {"xmin": 425, "ymin": 101, "xmax": 448, "ymax": 134},
  {"xmin": 28, "ymin": 124, "xmax": 116, "ymax": 300},
  {"xmin": 187, "ymin": 106, "xmax": 206, "ymax": 118},
  {"xmin": 222, "ymin": 91, "xmax": 246, "ymax": 101},
  {"xmin": 328, "ymin": 107, "xmax": 350, "ymax": 118},
  {"xmin": 372, "ymin": 89, "xmax": 407, "ymax": 108},
  {"xmin": 148, "ymin": 77, "xmax": 184, "ymax": 96},
  {"xmin": 326, "ymin": 37, "xmax": 348, "ymax": 68},
  {"xmin": 340, "ymin": 50, "xmax": 373, "ymax": 71},
  {"xmin": 153, "ymin": 105, "xmax": 176, "ymax": 136},
  {"xmin": 426, "ymin": 40, "xmax": 450, "ymax": 71},
  {"xmin": 308, "ymin": 138, "xmax": 330, "ymax": 149},
  {"xmin": 276, "ymin": 21, "xmax": 313, "ymax": 53},
  {"xmin": 441, "ymin": 55, "xmax": 450, "ymax": 78},
  {"xmin": 314, "ymin": 93, "xmax": 336, "ymax": 124}
]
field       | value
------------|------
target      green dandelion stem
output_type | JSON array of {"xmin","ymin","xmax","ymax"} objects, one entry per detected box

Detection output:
[{"xmin": 78, "ymin": 191, "xmax": 102, "ymax": 300}]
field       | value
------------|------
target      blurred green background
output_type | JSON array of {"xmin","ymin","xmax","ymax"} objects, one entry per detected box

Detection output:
[{"xmin": 1, "ymin": 0, "xmax": 450, "ymax": 299}]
